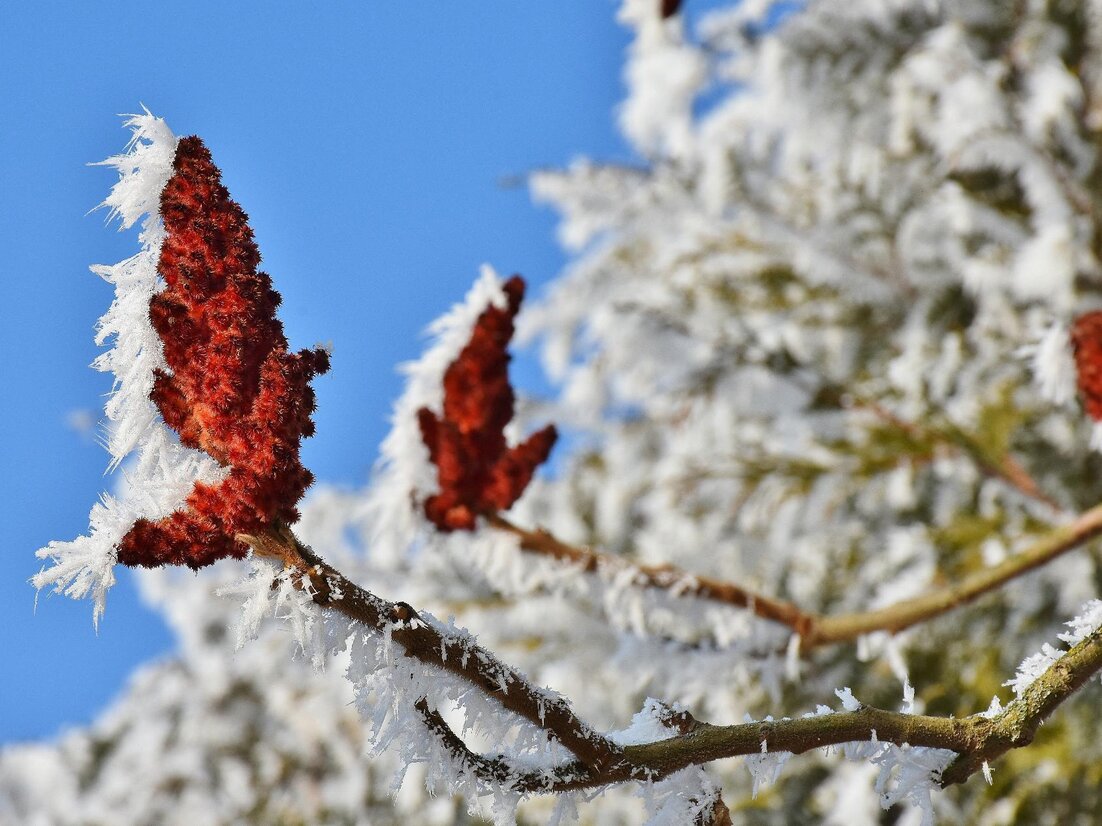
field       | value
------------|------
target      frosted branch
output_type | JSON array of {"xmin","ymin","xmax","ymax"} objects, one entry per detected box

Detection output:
[
  {"xmin": 240, "ymin": 524, "xmax": 1102, "ymax": 803},
  {"xmin": 240, "ymin": 525, "xmax": 622, "ymax": 774},
  {"xmin": 487, "ymin": 501, "xmax": 1102, "ymax": 651}
]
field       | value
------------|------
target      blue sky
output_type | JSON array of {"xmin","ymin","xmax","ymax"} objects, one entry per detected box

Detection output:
[{"xmin": 0, "ymin": 2, "xmax": 637, "ymax": 743}]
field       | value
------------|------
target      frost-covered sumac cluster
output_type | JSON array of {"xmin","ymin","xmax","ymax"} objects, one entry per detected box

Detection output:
[
  {"xmin": 122, "ymin": 136, "xmax": 330, "ymax": 569},
  {"xmin": 21, "ymin": 1, "xmax": 1102, "ymax": 824},
  {"xmin": 417, "ymin": 274, "xmax": 557, "ymax": 532}
]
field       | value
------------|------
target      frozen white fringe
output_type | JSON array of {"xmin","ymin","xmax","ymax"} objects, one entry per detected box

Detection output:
[
  {"xmin": 212, "ymin": 533, "xmax": 592, "ymax": 822},
  {"xmin": 1028, "ymin": 320, "xmax": 1077, "ymax": 407},
  {"xmin": 608, "ymin": 697, "xmax": 687, "ymax": 747},
  {"xmin": 218, "ymin": 558, "xmax": 334, "ymax": 671},
  {"xmin": 343, "ymin": 608, "xmax": 575, "ymax": 824},
  {"xmin": 455, "ymin": 511, "xmax": 791, "ymax": 667},
  {"xmin": 1006, "ymin": 598, "xmax": 1102, "ymax": 698},
  {"xmin": 742, "ymin": 717, "xmax": 791, "ymax": 798},
  {"xmin": 833, "ymin": 686, "xmax": 955, "ymax": 826},
  {"xmin": 636, "ymin": 766, "xmax": 724, "ymax": 826},
  {"xmin": 33, "ymin": 111, "xmax": 224, "ymax": 626},
  {"xmin": 734, "ymin": 686, "xmax": 954, "ymax": 825}
]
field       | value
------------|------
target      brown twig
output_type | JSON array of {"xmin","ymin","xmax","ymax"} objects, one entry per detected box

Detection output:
[
  {"xmin": 487, "ymin": 502, "xmax": 1102, "ymax": 651},
  {"xmin": 240, "ymin": 523, "xmax": 1102, "ymax": 799},
  {"xmin": 805, "ymin": 503, "xmax": 1102, "ymax": 646},
  {"xmin": 851, "ymin": 399, "xmax": 1062, "ymax": 512},
  {"xmin": 940, "ymin": 620, "xmax": 1102, "ymax": 785},
  {"xmin": 484, "ymin": 513, "xmax": 812, "ymax": 633},
  {"xmin": 412, "ymin": 624, "xmax": 1102, "ymax": 794},
  {"xmin": 698, "ymin": 796, "xmax": 734, "ymax": 826},
  {"xmin": 241, "ymin": 524, "xmax": 623, "ymax": 774}
]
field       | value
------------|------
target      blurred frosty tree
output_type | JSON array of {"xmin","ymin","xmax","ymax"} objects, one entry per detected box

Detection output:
[{"xmin": 11, "ymin": 0, "xmax": 1102, "ymax": 823}]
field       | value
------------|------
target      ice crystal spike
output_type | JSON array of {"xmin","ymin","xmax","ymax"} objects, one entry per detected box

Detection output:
[
  {"xmin": 117, "ymin": 135, "xmax": 329, "ymax": 569},
  {"xmin": 418, "ymin": 275, "xmax": 557, "ymax": 531},
  {"xmin": 34, "ymin": 112, "xmax": 195, "ymax": 625}
]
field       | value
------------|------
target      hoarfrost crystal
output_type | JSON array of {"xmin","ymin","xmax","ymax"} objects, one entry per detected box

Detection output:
[{"xmin": 33, "ymin": 113, "xmax": 224, "ymax": 626}]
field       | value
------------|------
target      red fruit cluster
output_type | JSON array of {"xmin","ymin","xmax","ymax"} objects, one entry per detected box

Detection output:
[
  {"xmin": 1073, "ymin": 311, "xmax": 1102, "ymax": 422},
  {"xmin": 418, "ymin": 276, "xmax": 557, "ymax": 531},
  {"xmin": 117, "ymin": 136, "xmax": 329, "ymax": 569}
]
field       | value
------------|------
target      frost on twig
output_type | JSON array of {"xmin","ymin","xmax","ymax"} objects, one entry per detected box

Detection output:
[
  {"xmin": 1005, "ymin": 598, "xmax": 1102, "ymax": 699},
  {"xmin": 729, "ymin": 685, "xmax": 954, "ymax": 825},
  {"xmin": 636, "ymin": 767, "xmax": 725, "ymax": 826},
  {"xmin": 216, "ymin": 558, "xmax": 336, "ymax": 670}
]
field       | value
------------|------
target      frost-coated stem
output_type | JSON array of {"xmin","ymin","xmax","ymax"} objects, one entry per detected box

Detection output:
[
  {"xmin": 488, "ymin": 502, "xmax": 1102, "ymax": 651},
  {"xmin": 415, "ymin": 617, "xmax": 1102, "ymax": 792},
  {"xmin": 243, "ymin": 523, "xmax": 1102, "ymax": 796},
  {"xmin": 241, "ymin": 524, "xmax": 623, "ymax": 773},
  {"xmin": 807, "ymin": 501, "xmax": 1102, "ymax": 646},
  {"xmin": 485, "ymin": 513, "xmax": 812, "ymax": 630},
  {"xmin": 940, "ymin": 618, "xmax": 1102, "ymax": 785},
  {"xmin": 627, "ymin": 616, "xmax": 1102, "ymax": 788}
]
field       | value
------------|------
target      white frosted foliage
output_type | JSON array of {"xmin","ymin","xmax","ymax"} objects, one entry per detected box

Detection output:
[
  {"xmin": 617, "ymin": 0, "xmax": 707, "ymax": 159},
  {"xmin": 1029, "ymin": 321, "xmax": 1078, "ymax": 406},
  {"xmin": 1013, "ymin": 224, "xmax": 1076, "ymax": 311},
  {"xmin": 636, "ymin": 767, "xmax": 724, "ymax": 826},
  {"xmin": 1006, "ymin": 599, "xmax": 1102, "ymax": 699}
]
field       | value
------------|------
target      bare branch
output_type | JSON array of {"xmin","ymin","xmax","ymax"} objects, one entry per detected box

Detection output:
[
  {"xmin": 241, "ymin": 525, "xmax": 623, "ymax": 774},
  {"xmin": 806, "ymin": 503, "xmax": 1102, "ymax": 646},
  {"xmin": 246, "ymin": 524, "xmax": 1102, "ymax": 798},
  {"xmin": 487, "ymin": 502, "xmax": 1102, "ymax": 651},
  {"xmin": 485, "ymin": 513, "xmax": 813, "ymax": 632}
]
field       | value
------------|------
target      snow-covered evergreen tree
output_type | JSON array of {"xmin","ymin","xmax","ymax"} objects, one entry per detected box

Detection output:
[{"xmin": 10, "ymin": 0, "xmax": 1102, "ymax": 823}]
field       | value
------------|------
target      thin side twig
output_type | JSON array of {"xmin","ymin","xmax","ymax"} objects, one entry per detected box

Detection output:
[
  {"xmin": 852, "ymin": 399, "xmax": 1062, "ymax": 513},
  {"xmin": 807, "ymin": 503, "xmax": 1102, "ymax": 646},
  {"xmin": 484, "ymin": 513, "xmax": 812, "ymax": 632},
  {"xmin": 487, "ymin": 502, "xmax": 1102, "ymax": 650}
]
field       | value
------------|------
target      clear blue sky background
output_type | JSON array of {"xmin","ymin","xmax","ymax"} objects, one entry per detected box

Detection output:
[{"xmin": 0, "ymin": 1, "xmax": 644, "ymax": 744}]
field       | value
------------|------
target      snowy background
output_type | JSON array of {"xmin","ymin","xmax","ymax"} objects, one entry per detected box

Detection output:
[{"xmin": 9, "ymin": 0, "xmax": 1102, "ymax": 823}]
